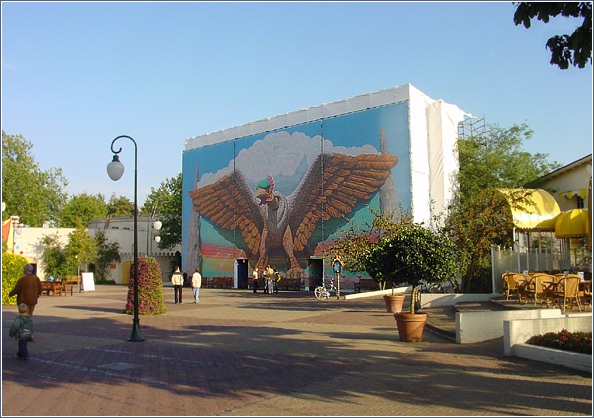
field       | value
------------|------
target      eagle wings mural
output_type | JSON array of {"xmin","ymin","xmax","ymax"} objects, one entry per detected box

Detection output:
[{"xmin": 189, "ymin": 152, "xmax": 398, "ymax": 277}]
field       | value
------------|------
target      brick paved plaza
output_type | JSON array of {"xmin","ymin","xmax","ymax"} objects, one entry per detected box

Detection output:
[{"xmin": 2, "ymin": 285, "xmax": 592, "ymax": 416}]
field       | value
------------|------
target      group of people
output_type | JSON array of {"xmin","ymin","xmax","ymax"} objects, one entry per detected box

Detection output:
[
  {"xmin": 171, "ymin": 266, "xmax": 202, "ymax": 304},
  {"xmin": 252, "ymin": 265, "xmax": 280, "ymax": 294}
]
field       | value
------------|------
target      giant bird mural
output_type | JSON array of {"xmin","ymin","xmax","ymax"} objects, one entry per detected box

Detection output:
[{"xmin": 189, "ymin": 151, "xmax": 398, "ymax": 277}]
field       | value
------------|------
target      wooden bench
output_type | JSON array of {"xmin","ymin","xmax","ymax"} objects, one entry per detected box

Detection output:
[
  {"xmin": 354, "ymin": 278, "xmax": 377, "ymax": 293},
  {"xmin": 41, "ymin": 281, "xmax": 63, "ymax": 296},
  {"xmin": 212, "ymin": 276, "xmax": 233, "ymax": 288},
  {"xmin": 65, "ymin": 275, "xmax": 81, "ymax": 292},
  {"xmin": 277, "ymin": 277, "xmax": 301, "ymax": 291}
]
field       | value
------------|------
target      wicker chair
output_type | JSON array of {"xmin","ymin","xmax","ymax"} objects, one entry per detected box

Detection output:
[
  {"xmin": 502, "ymin": 273, "xmax": 519, "ymax": 301},
  {"xmin": 553, "ymin": 276, "xmax": 583, "ymax": 313}
]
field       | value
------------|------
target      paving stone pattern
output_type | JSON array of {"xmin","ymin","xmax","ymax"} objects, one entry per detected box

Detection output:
[{"xmin": 2, "ymin": 286, "xmax": 592, "ymax": 416}]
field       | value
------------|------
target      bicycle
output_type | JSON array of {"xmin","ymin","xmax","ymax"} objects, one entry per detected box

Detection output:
[{"xmin": 314, "ymin": 276, "xmax": 336, "ymax": 300}]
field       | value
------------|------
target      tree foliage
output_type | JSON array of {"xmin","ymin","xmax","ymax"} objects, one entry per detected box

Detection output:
[
  {"xmin": 514, "ymin": 2, "xmax": 592, "ymax": 69},
  {"xmin": 1, "ymin": 252, "xmax": 28, "ymax": 306},
  {"xmin": 2, "ymin": 131, "xmax": 68, "ymax": 226},
  {"xmin": 65, "ymin": 224, "xmax": 99, "ymax": 270},
  {"xmin": 93, "ymin": 230, "xmax": 121, "ymax": 281},
  {"xmin": 365, "ymin": 219, "xmax": 459, "ymax": 313},
  {"xmin": 107, "ymin": 194, "xmax": 134, "ymax": 217},
  {"xmin": 456, "ymin": 123, "xmax": 560, "ymax": 207},
  {"xmin": 59, "ymin": 193, "xmax": 108, "ymax": 227},
  {"xmin": 447, "ymin": 123, "xmax": 560, "ymax": 292},
  {"xmin": 39, "ymin": 233, "xmax": 71, "ymax": 278},
  {"xmin": 141, "ymin": 173, "xmax": 182, "ymax": 249}
]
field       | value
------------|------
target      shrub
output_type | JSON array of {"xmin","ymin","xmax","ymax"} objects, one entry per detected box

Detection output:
[
  {"xmin": 124, "ymin": 256, "xmax": 166, "ymax": 315},
  {"xmin": 2, "ymin": 252, "xmax": 28, "ymax": 306},
  {"xmin": 526, "ymin": 329, "xmax": 592, "ymax": 354}
]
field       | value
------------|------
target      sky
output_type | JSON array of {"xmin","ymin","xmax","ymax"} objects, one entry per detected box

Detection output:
[{"xmin": 2, "ymin": 1, "xmax": 592, "ymax": 206}]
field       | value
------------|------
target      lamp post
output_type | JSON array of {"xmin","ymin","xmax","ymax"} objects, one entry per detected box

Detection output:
[{"xmin": 107, "ymin": 135, "xmax": 144, "ymax": 342}]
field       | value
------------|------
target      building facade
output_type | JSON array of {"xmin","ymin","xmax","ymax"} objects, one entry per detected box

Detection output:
[{"xmin": 182, "ymin": 84, "xmax": 469, "ymax": 286}]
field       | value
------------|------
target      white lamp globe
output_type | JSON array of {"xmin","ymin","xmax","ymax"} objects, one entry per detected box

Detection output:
[{"xmin": 107, "ymin": 155, "xmax": 125, "ymax": 181}]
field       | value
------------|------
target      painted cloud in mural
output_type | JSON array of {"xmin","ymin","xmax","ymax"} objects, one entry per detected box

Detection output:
[
  {"xmin": 197, "ymin": 131, "xmax": 379, "ymax": 191},
  {"xmin": 189, "ymin": 131, "xmax": 398, "ymax": 277}
]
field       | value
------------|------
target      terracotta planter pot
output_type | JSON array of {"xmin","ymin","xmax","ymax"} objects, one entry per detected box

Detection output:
[
  {"xmin": 394, "ymin": 312, "xmax": 428, "ymax": 342},
  {"xmin": 383, "ymin": 294, "xmax": 405, "ymax": 313}
]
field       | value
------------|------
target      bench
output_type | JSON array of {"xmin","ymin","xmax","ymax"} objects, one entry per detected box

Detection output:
[
  {"xmin": 41, "ymin": 281, "xmax": 63, "ymax": 296},
  {"xmin": 354, "ymin": 278, "xmax": 377, "ymax": 293},
  {"xmin": 212, "ymin": 276, "xmax": 233, "ymax": 288},
  {"xmin": 65, "ymin": 275, "xmax": 81, "ymax": 292},
  {"xmin": 277, "ymin": 277, "xmax": 301, "ymax": 291}
]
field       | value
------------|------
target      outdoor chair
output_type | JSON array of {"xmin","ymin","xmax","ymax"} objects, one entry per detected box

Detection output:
[
  {"xmin": 553, "ymin": 276, "xmax": 583, "ymax": 313},
  {"xmin": 524, "ymin": 274, "xmax": 556, "ymax": 307},
  {"xmin": 514, "ymin": 274, "xmax": 530, "ymax": 303},
  {"xmin": 502, "ymin": 273, "xmax": 519, "ymax": 301}
]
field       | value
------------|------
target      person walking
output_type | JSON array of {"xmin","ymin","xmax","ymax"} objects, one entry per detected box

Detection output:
[
  {"xmin": 252, "ymin": 267, "xmax": 259, "ymax": 293},
  {"xmin": 9, "ymin": 303, "xmax": 35, "ymax": 361},
  {"xmin": 191, "ymin": 268, "xmax": 202, "ymax": 303},
  {"xmin": 171, "ymin": 266, "xmax": 184, "ymax": 304},
  {"xmin": 9, "ymin": 264, "xmax": 43, "ymax": 316}
]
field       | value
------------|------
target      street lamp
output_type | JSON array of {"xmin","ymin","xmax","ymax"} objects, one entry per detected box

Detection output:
[
  {"xmin": 107, "ymin": 135, "xmax": 144, "ymax": 342},
  {"xmin": 147, "ymin": 219, "xmax": 162, "ymax": 255}
]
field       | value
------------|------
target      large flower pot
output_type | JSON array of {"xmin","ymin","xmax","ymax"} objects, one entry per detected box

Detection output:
[
  {"xmin": 394, "ymin": 312, "xmax": 428, "ymax": 342},
  {"xmin": 383, "ymin": 294, "xmax": 405, "ymax": 313}
]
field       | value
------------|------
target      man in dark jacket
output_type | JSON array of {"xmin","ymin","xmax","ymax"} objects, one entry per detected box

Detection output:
[{"xmin": 9, "ymin": 264, "xmax": 43, "ymax": 315}]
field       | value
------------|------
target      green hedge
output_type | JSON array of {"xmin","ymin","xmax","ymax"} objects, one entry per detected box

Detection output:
[{"xmin": 2, "ymin": 253, "xmax": 28, "ymax": 306}]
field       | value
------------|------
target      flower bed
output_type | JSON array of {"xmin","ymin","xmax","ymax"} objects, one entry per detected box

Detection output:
[{"xmin": 526, "ymin": 328, "xmax": 592, "ymax": 355}]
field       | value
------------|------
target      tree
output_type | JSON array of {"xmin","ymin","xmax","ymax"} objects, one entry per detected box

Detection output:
[
  {"xmin": 446, "ymin": 122, "xmax": 561, "ymax": 292},
  {"xmin": 93, "ymin": 230, "xmax": 121, "ymax": 282},
  {"xmin": 141, "ymin": 173, "xmax": 182, "ymax": 249},
  {"xmin": 2, "ymin": 131, "xmax": 68, "ymax": 226},
  {"xmin": 107, "ymin": 194, "xmax": 134, "ymax": 217},
  {"xmin": 58, "ymin": 193, "xmax": 108, "ymax": 227},
  {"xmin": 39, "ymin": 233, "xmax": 71, "ymax": 278},
  {"xmin": 514, "ymin": 2, "xmax": 592, "ymax": 69},
  {"xmin": 64, "ymin": 224, "xmax": 99, "ymax": 273},
  {"xmin": 364, "ymin": 218, "xmax": 459, "ymax": 311},
  {"xmin": 329, "ymin": 207, "xmax": 410, "ymax": 289},
  {"xmin": 456, "ymin": 123, "xmax": 560, "ymax": 207}
]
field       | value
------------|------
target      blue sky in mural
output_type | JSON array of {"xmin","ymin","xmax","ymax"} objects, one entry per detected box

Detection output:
[{"xmin": 2, "ymin": 1, "xmax": 591, "ymax": 206}]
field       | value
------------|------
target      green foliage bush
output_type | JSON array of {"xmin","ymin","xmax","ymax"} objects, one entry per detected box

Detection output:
[
  {"xmin": 2, "ymin": 252, "xmax": 27, "ymax": 305},
  {"xmin": 526, "ymin": 329, "xmax": 592, "ymax": 355},
  {"xmin": 364, "ymin": 220, "xmax": 458, "ymax": 291},
  {"xmin": 124, "ymin": 256, "xmax": 166, "ymax": 315}
]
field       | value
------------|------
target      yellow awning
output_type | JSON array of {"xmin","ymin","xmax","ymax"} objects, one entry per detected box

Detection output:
[
  {"xmin": 496, "ymin": 189, "xmax": 561, "ymax": 231},
  {"xmin": 558, "ymin": 188, "xmax": 587, "ymax": 200},
  {"xmin": 533, "ymin": 214, "xmax": 559, "ymax": 232},
  {"xmin": 555, "ymin": 209, "xmax": 590, "ymax": 238}
]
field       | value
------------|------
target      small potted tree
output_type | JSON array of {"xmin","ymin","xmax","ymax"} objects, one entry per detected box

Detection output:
[{"xmin": 368, "ymin": 219, "xmax": 458, "ymax": 342}]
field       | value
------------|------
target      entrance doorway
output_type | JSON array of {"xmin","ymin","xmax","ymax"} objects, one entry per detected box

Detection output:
[
  {"xmin": 307, "ymin": 258, "xmax": 323, "ymax": 291},
  {"xmin": 235, "ymin": 259, "xmax": 249, "ymax": 289}
]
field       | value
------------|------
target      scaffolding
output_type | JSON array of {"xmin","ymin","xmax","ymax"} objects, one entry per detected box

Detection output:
[{"xmin": 458, "ymin": 115, "xmax": 486, "ymax": 139}]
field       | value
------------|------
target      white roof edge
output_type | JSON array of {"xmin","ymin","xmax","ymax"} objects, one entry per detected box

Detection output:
[{"xmin": 184, "ymin": 83, "xmax": 429, "ymax": 150}]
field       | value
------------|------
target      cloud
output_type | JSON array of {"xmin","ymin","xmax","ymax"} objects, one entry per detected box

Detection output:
[{"xmin": 197, "ymin": 131, "xmax": 378, "ymax": 187}]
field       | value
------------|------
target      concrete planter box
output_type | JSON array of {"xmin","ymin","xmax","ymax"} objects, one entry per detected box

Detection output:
[{"xmin": 513, "ymin": 343, "xmax": 591, "ymax": 373}]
